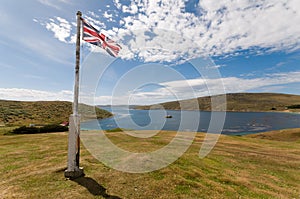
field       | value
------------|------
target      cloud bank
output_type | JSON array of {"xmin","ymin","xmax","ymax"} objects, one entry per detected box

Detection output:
[
  {"xmin": 43, "ymin": 0, "xmax": 300, "ymax": 63},
  {"xmin": 2, "ymin": 71, "xmax": 300, "ymax": 104},
  {"xmin": 0, "ymin": 88, "xmax": 73, "ymax": 102}
]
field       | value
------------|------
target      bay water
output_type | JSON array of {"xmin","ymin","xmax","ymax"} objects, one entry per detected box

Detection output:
[{"xmin": 81, "ymin": 107, "xmax": 300, "ymax": 135}]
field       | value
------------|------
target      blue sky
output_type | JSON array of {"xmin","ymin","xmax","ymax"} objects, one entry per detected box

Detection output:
[{"xmin": 0, "ymin": 0, "xmax": 300, "ymax": 105}]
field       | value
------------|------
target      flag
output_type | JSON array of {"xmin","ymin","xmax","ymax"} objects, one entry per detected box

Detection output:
[{"xmin": 81, "ymin": 18, "xmax": 121, "ymax": 57}]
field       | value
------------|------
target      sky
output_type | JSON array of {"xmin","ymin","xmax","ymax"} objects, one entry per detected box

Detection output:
[{"xmin": 0, "ymin": 0, "xmax": 300, "ymax": 105}]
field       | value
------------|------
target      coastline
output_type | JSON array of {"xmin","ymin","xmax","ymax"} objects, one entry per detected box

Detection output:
[{"xmin": 135, "ymin": 107, "xmax": 300, "ymax": 114}]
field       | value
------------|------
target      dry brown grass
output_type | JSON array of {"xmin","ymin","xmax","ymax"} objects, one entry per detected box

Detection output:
[
  {"xmin": 0, "ymin": 128, "xmax": 299, "ymax": 198},
  {"xmin": 246, "ymin": 128, "xmax": 300, "ymax": 142}
]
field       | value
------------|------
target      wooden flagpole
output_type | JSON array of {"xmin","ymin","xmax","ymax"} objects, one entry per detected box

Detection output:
[{"xmin": 64, "ymin": 11, "xmax": 84, "ymax": 179}]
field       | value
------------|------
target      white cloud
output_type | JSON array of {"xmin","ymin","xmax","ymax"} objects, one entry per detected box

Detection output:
[
  {"xmin": 122, "ymin": 2, "xmax": 139, "ymax": 14},
  {"xmin": 45, "ymin": 17, "xmax": 73, "ymax": 43},
  {"xmin": 41, "ymin": 0, "xmax": 300, "ymax": 63},
  {"xmin": 111, "ymin": 0, "xmax": 300, "ymax": 62},
  {"xmin": 84, "ymin": 15, "xmax": 106, "ymax": 30},
  {"xmin": 0, "ymin": 88, "xmax": 73, "ymax": 102},
  {"xmin": 80, "ymin": 71, "xmax": 300, "ymax": 105},
  {"xmin": 173, "ymin": 71, "xmax": 300, "ymax": 94},
  {"xmin": 0, "ymin": 8, "xmax": 74, "ymax": 66},
  {"xmin": 1, "ymin": 71, "xmax": 300, "ymax": 105},
  {"xmin": 37, "ymin": 0, "xmax": 70, "ymax": 10},
  {"xmin": 113, "ymin": 0, "xmax": 122, "ymax": 10},
  {"xmin": 42, "ymin": 13, "xmax": 106, "ymax": 48},
  {"xmin": 103, "ymin": 11, "xmax": 113, "ymax": 19},
  {"xmin": 88, "ymin": 11, "xmax": 100, "ymax": 19},
  {"xmin": 114, "ymin": 71, "xmax": 300, "ymax": 105}
]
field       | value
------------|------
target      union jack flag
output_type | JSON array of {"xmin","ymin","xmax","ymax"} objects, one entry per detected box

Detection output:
[{"xmin": 81, "ymin": 18, "xmax": 121, "ymax": 57}]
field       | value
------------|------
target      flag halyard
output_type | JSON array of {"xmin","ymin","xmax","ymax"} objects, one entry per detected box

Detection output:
[{"xmin": 81, "ymin": 18, "xmax": 121, "ymax": 57}]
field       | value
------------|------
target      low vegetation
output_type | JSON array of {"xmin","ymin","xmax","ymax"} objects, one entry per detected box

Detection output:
[
  {"xmin": 136, "ymin": 93, "xmax": 300, "ymax": 112},
  {"xmin": 1, "ymin": 128, "xmax": 299, "ymax": 198},
  {"xmin": 0, "ymin": 100, "xmax": 112, "ymax": 126},
  {"xmin": 105, "ymin": 127, "xmax": 126, "ymax": 132},
  {"xmin": 246, "ymin": 128, "xmax": 300, "ymax": 142},
  {"xmin": 6, "ymin": 124, "xmax": 68, "ymax": 135},
  {"xmin": 287, "ymin": 104, "xmax": 300, "ymax": 109}
]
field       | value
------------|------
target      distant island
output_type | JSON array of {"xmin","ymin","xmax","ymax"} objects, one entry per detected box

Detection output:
[
  {"xmin": 0, "ymin": 100, "xmax": 112, "ymax": 126},
  {"xmin": 136, "ymin": 93, "xmax": 300, "ymax": 112}
]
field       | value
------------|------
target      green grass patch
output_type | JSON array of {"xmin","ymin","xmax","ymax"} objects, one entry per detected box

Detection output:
[
  {"xmin": 8, "ymin": 124, "xmax": 68, "ymax": 135},
  {"xmin": 0, "ymin": 127, "xmax": 16, "ymax": 135},
  {"xmin": 174, "ymin": 184, "xmax": 191, "ymax": 194},
  {"xmin": 149, "ymin": 171, "xmax": 165, "ymax": 180},
  {"xmin": 105, "ymin": 128, "xmax": 125, "ymax": 132}
]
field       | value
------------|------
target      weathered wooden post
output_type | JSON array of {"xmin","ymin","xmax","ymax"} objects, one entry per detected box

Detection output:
[{"xmin": 64, "ymin": 11, "xmax": 84, "ymax": 179}]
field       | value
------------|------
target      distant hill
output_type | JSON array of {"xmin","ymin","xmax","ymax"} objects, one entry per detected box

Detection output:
[
  {"xmin": 0, "ymin": 100, "xmax": 112, "ymax": 126},
  {"xmin": 99, "ymin": 105, "xmax": 137, "ymax": 109},
  {"xmin": 136, "ymin": 93, "xmax": 300, "ymax": 112}
]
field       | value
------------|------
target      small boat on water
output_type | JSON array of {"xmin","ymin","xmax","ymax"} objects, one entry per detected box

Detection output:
[{"xmin": 165, "ymin": 115, "xmax": 172, "ymax": 118}]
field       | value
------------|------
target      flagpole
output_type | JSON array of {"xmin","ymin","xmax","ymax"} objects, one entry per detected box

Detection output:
[{"xmin": 65, "ymin": 11, "xmax": 84, "ymax": 179}]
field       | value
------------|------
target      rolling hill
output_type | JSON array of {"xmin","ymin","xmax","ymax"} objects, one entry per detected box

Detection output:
[
  {"xmin": 136, "ymin": 93, "xmax": 300, "ymax": 112},
  {"xmin": 0, "ymin": 100, "xmax": 112, "ymax": 126}
]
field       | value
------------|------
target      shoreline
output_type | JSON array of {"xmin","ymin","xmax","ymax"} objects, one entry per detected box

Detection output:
[
  {"xmin": 135, "ymin": 108, "xmax": 300, "ymax": 114},
  {"xmin": 82, "ymin": 127, "xmax": 300, "ymax": 137}
]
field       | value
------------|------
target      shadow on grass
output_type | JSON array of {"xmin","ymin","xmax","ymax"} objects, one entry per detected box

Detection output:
[{"xmin": 72, "ymin": 176, "xmax": 122, "ymax": 199}]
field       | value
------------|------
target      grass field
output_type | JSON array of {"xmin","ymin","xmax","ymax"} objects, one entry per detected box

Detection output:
[{"xmin": 0, "ymin": 128, "xmax": 300, "ymax": 198}]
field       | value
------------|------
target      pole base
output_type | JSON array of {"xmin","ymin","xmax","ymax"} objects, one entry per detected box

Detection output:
[{"xmin": 64, "ymin": 167, "xmax": 84, "ymax": 179}]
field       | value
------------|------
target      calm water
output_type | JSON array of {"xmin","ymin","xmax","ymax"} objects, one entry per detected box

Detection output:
[{"xmin": 81, "ymin": 107, "xmax": 300, "ymax": 135}]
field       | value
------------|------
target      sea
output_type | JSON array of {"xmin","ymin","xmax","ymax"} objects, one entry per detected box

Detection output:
[{"xmin": 81, "ymin": 106, "xmax": 300, "ymax": 136}]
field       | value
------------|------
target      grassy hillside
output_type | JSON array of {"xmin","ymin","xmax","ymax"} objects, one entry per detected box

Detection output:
[
  {"xmin": 246, "ymin": 128, "xmax": 300, "ymax": 142},
  {"xmin": 0, "ymin": 128, "xmax": 299, "ymax": 198},
  {"xmin": 137, "ymin": 93, "xmax": 300, "ymax": 112},
  {"xmin": 0, "ymin": 100, "xmax": 112, "ymax": 126}
]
